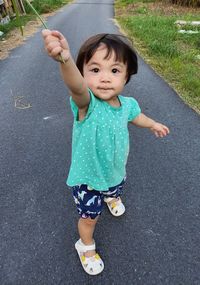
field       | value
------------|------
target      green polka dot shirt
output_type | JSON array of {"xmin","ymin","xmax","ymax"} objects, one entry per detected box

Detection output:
[{"xmin": 66, "ymin": 89, "xmax": 141, "ymax": 191}]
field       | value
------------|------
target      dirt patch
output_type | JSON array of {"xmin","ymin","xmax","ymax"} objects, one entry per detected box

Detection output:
[
  {"xmin": 147, "ymin": 2, "xmax": 199, "ymax": 16},
  {"xmin": 0, "ymin": 13, "xmax": 54, "ymax": 60},
  {"xmin": 116, "ymin": 2, "xmax": 199, "ymax": 16}
]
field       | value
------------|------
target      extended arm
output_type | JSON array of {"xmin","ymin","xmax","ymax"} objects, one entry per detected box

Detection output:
[
  {"xmin": 131, "ymin": 113, "xmax": 170, "ymax": 137},
  {"xmin": 42, "ymin": 29, "xmax": 90, "ymax": 109}
]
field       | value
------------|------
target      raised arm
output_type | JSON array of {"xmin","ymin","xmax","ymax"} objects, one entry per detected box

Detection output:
[
  {"xmin": 131, "ymin": 113, "xmax": 170, "ymax": 138},
  {"xmin": 42, "ymin": 29, "xmax": 90, "ymax": 109}
]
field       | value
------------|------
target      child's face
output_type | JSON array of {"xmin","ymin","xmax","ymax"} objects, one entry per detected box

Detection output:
[{"xmin": 83, "ymin": 44, "xmax": 127, "ymax": 103}]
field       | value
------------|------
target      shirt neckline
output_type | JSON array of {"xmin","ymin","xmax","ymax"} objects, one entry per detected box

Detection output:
[{"xmin": 102, "ymin": 95, "xmax": 122, "ymax": 111}]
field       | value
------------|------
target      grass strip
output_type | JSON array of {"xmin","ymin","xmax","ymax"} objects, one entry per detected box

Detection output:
[{"xmin": 115, "ymin": 0, "xmax": 200, "ymax": 112}]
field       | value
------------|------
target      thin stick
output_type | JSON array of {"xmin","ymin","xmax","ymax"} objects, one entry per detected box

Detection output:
[
  {"xmin": 24, "ymin": 0, "xmax": 66, "ymax": 64},
  {"xmin": 24, "ymin": 0, "xmax": 48, "ymax": 29}
]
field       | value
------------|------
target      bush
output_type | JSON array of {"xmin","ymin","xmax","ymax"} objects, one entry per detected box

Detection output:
[
  {"xmin": 164, "ymin": 0, "xmax": 200, "ymax": 7},
  {"xmin": 120, "ymin": 0, "xmax": 200, "ymax": 6},
  {"xmin": 23, "ymin": 0, "xmax": 68, "ymax": 14}
]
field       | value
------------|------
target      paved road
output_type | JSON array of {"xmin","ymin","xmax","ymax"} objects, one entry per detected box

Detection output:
[{"xmin": 0, "ymin": 0, "xmax": 200, "ymax": 284}]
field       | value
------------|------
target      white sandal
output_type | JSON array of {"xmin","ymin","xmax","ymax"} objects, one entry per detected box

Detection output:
[
  {"xmin": 104, "ymin": 197, "xmax": 125, "ymax": 216},
  {"xmin": 75, "ymin": 239, "xmax": 104, "ymax": 275}
]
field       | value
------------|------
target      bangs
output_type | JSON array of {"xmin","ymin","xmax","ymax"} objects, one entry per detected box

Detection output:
[
  {"xmin": 84, "ymin": 35, "xmax": 128, "ymax": 64},
  {"xmin": 76, "ymin": 33, "xmax": 138, "ymax": 84}
]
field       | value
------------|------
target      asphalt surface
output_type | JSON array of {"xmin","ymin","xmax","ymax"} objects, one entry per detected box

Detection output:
[{"xmin": 0, "ymin": 0, "xmax": 200, "ymax": 284}]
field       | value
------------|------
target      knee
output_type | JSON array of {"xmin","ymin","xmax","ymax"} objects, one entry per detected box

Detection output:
[{"xmin": 81, "ymin": 217, "xmax": 98, "ymax": 226}]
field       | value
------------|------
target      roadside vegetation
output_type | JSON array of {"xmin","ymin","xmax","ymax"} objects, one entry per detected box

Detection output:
[
  {"xmin": 23, "ymin": 0, "xmax": 70, "ymax": 14},
  {"xmin": 1, "ymin": 0, "xmax": 199, "ymax": 112},
  {"xmin": 115, "ymin": 0, "xmax": 200, "ymax": 112},
  {"xmin": 0, "ymin": 14, "xmax": 34, "ymax": 34},
  {"xmin": 0, "ymin": 0, "xmax": 70, "ymax": 35}
]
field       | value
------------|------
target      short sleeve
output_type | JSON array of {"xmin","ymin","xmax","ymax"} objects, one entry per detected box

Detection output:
[
  {"xmin": 69, "ymin": 89, "xmax": 97, "ymax": 121},
  {"xmin": 128, "ymin": 98, "xmax": 141, "ymax": 122}
]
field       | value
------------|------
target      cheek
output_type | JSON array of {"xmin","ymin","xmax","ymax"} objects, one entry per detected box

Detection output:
[
  {"xmin": 124, "ymin": 72, "xmax": 128, "ymax": 83},
  {"xmin": 119, "ymin": 75, "xmax": 127, "ymax": 86},
  {"xmin": 83, "ymin": 75, "xmax": 96, "ymax": 90},
  {"xmin": 84, "ymin": 75, "xmax": 94, "ymax": 85}
]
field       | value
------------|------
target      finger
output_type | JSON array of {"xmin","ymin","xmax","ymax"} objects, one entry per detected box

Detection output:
[
  {"xmin": 162, "ymin": 128, "xmax": 169, "ymax": 137},
  {"xmin": 46, "ymin": 41, "xmax": 61, "ymax": 52},
  {"xmin": 42, "ymin": 30, "xmax": 62, "ymax": 45},
  {"xmin": 51, "ymin": 31, "xmax": 68, "ymax": 50},
  {"xmin": 163, "ymin": 125, "xmax": 170, "ymax": 134},
  {"xmin": 50, "ymin": 46, "xmax": 63, "ymax": 57},
  {"xmin": 163, "ymin": 127, "xmax": 169, "ymax": 136},
  {"xmin": 51, "ymin": 30, "xmax": 65, "ymax": 41},
  {"xmin": 43, "ymin": 36, "xmax": 59, "ymax": 52},
  {"xmin": 60, "ymin": 38, "xmax": 69, "ymax": 49},
  {"xmin": 159, "ymin": 132, "xmax": 164, "ymax": 138},
  {"xmin": 42, "ymin": 29, "xmax": 51, "ymax": 38},
  {"xmin": 47, "ymin": 35, "xmax": 62, "ymax": 43}
]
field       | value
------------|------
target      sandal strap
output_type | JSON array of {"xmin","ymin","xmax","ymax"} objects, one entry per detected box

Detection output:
[
  {"xmin": 78, "ymin": 239, "xmax": 96, "ymax": 252},
  {"xmin": 82, "ymin": 243, "xmax": 96, "ymax": 251},
  {"xmin": 104, "ymin": 197, "xmax": 120, "ymax": 203}
]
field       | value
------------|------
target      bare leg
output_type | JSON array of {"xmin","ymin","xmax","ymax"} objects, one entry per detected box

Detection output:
[{"xmin": 78, "ymin": 217, "xmax": 99, "ymax": 257}]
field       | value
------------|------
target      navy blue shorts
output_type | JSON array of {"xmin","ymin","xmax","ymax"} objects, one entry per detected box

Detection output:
[{"xmin": 72, "ymin": 178, "xmax": 126, "ymax": 219}]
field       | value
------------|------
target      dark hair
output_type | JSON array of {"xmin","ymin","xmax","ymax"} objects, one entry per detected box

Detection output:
[{"xmin": 76, "ymin": 33, "xmax": 138, "ymax": 84}]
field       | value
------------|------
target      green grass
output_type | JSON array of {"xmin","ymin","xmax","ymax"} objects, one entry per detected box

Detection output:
[
  {"xmin": 115, "ymin": 0, "xmax": 200, "ymax": 112},
  {"xmin": 0, "ymin": 0, "xmax": 70, "ymax": 36},
  {"xmin": 24, "ymin": 0, "xmax": 70, "ymax": 14},
  {"xmin": 0, "ymin": 15, "xmax": 35, "ymax": 34}
]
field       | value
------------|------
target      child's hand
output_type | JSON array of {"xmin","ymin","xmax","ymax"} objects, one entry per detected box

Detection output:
[
  {"xmin": 42, "ymin": 29, "xmax": 70, "ymax": 63},
  {"xmin": 150, "ymin": 122, "xmax": 170, "ymax": 138}
]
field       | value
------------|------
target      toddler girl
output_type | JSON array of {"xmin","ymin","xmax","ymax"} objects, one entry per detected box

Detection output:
[{"xmin": 42, "ymin": 30, "xmax": 169, "ymax": 275}]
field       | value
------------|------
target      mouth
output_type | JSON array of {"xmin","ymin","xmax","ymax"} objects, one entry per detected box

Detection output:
[{"xmin": 97, "ymin": 87, "xmax": 113, "ymax": 91}]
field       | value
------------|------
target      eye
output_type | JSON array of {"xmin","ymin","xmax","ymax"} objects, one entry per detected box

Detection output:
[
  {"xmin": 91, "ymin": 68, "xmax": 99, "ymax": 73},
  {"xmin": 112, "ymin": 68, "xmax": 120, "ymax": 73}
]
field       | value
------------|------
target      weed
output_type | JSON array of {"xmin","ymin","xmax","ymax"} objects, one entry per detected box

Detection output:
[{"xmin": 115, "ymin": 0, "xmax": 200, "ymax": 112}]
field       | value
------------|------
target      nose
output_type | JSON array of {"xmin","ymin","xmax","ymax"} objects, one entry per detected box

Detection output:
[{"xmin": 100, "ymin": 72, "xmax": 111, "ymax": 82}]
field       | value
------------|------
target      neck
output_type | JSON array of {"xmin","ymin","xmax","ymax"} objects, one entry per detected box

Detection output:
[{"xmin": 106, "ymin": 96, "xmax": 121, "ymax": 107}]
